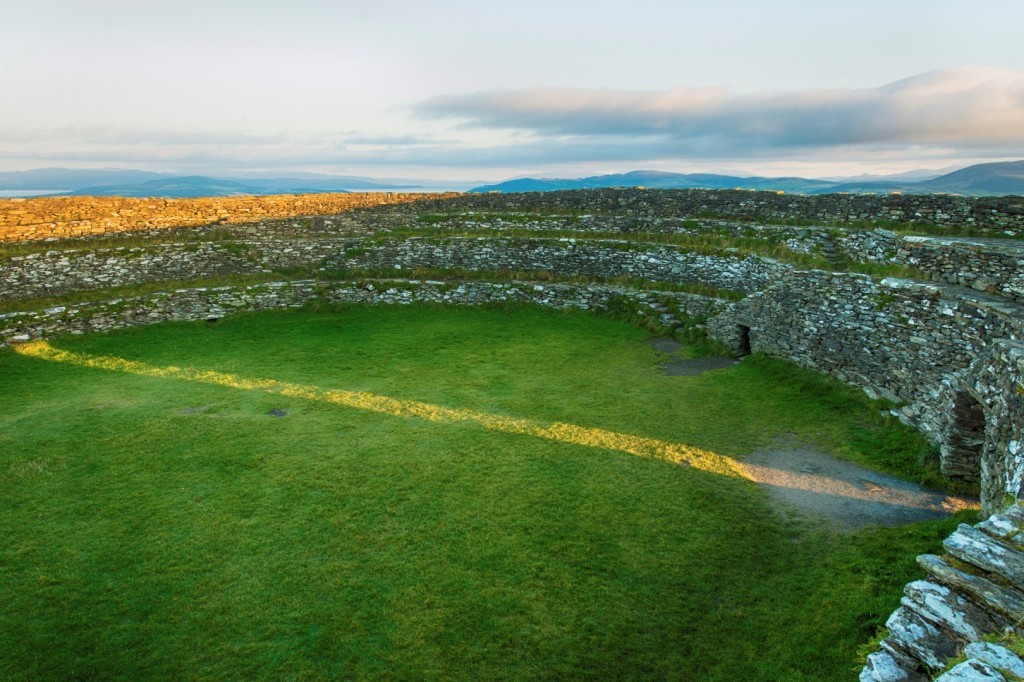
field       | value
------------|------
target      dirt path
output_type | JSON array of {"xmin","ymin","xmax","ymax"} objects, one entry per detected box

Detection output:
[
  {"xmin": 740, "ymin": 446, "xmax": 977, "ymax": 530},
  {"xmin": 646, "ymin": 337, "xmax": 977, "ymax": 528},
  {"xmin": 660, "ymin": 357, "xmax": 738, "ymax": 376},
  {"xmin": 648, "ymin": 337, "xmax": 740, "ymax": 376}
]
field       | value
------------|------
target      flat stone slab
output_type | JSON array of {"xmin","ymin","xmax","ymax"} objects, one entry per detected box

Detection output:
[
  {"xmin": 268, "ymin": 408, "xmax": 287, "ymax": 417},
  {"xmin": 917, "ymin": 554, "xmax": 1024, "ymax": 622},
  {"xmin": 935, "ymin": 659, "xmax": 1005, "ymax": 681},
  {"xmin": 965, "ymin": 642, "xmax": 1024, "ymax": 679},
  {"xmin": 944, "ymin": 524, "xmax": 1024, "ymax": 585},
  {"xmin": 740, "ymin": 446, "xmax": 977, "ymax": 530},
  {"xmin": 659, "ymin": 357, "xmax": 738, "ymax": 376},
  {"xmin": 648, "ymin": 336, "xmax": 682, "ymax": 353}
]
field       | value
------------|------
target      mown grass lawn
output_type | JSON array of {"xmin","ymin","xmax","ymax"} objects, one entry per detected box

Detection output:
[{"xmin": 0, "ymin": 305, "xmax": 971, "ymax": 680}]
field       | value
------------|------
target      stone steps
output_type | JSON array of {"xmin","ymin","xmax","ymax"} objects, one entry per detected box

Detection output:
[
  {"xmin": 944, "ymin": 524, "xmax": 1024, "ymax": 585},
  {"xmin": 917, "ymin": 555, "xmax": 1024, "ymax": 622},
  {"xmin": 816, "ymin": 235, "xmax": 851, "ymax": 268},
  {"xmin": 862, "ymin": 504, "xmax": 1024, "ymax": 681}
]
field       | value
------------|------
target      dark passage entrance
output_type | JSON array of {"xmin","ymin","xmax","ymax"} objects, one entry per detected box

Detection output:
[
  {"xmin": 737, "ymin": 325, "xmax": 752, "ymax": 356},
  {"xmin": 941, "ymin": 391, "xmax": 986, "ymax": 481}
]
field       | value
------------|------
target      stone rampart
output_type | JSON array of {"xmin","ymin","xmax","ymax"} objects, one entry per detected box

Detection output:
[
  {"xmin": 4, "ymin": 188, "xmax": 1024, "ymax": 244},
  {"xmin": 3, "ymin": 197, "xmax": 1021, "ymax": 504},
  {"xmin": 0, "ymin": 236, "xmax": 786, "ymax": 301},
  {"xmin": 708, "ymin": 272, "xmax": 1024, "ymax": 499},
  {"xmin": 0, "ymin": 279, "xmax": 722, "ymax": 348},
  {"xmin": 410, "ymin": 190, "xmax": 1024, "ymax": 231},
  {"xmin": 840, "ymin": 230, "xmax": 1024, "ymax": 304},
  {"xmin": 334, "ymin": 238, "xmax": 786, "ymax": 294},
  {"xmin": 7, "ymin": 188, "xmax": 1024, "ymax": 682},
  {"xmin": 0, "ymin": 192, "xmax": 457, "ymax": 243}
]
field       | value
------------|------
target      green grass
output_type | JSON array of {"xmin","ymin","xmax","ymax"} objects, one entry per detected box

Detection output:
[{"xmin": 0, "ymin": 306, "xmax": 972, "ymax": 680}]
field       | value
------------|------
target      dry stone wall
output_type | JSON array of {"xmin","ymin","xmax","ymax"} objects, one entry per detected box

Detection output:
[
  {"xmin": 0, "ymin": 193, "xmax": 457, "ymax": 243},
  {"xmin": 0, "ymin": 244, "xmax": 264, "ymax": 300},
  {"xmin": 0, "ymin": 279, "xmax": 721, "ymax": 349},
  {"xmin": 861, "ymin": 504, "xmax": 1024, "ymax": 681},
  {"xmin": 840, "ymin": 230, "xmax": 1024, "ymax": 305},
  {"xmin": 708, "ymin": 272, "xmax": 1024, "ymax": 492},
  {"xmin": 408, "ymin": 190, "xmax": 1024, "ymax": 232},
  {"xmin": 4, "ymin": 189, "xmax": 1024, "ymax": 244},
  {"xmin": 334, "ymin": 238, "xmax": 787, "ymax": 294},
  {"xmin": 958, "ymin": 340, "xmax": 1024, "ymax": 511},
  {"xmin": 0, "ymin": 236, "xmax": 786, "ymax": 301},
  {"xmin": 709, "ymin": 273, "xmax": 1024, "ymax": 403}
]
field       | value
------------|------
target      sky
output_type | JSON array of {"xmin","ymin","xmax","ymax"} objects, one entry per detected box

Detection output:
[{"xmin": 2, "ymin": 0, "xmax": 1023, "ymax": 182}]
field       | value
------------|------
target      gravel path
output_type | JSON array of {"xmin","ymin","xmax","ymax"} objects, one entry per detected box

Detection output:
[
  {"xmin": 645, "ymin": 337, "xmax": 978, "ymax": 528},
  {"xmin": 740, "ymin": 446, "xmax": 977, "ymax": 530}
]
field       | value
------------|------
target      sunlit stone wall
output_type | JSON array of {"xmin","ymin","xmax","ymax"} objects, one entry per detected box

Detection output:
[
  {"xmin": 3, "ymin": 188, "xmax": 1024, "ymax": 243},
  {"xmin": 0, "ymin": 192, "xmax": 457, "ymax": 243}
]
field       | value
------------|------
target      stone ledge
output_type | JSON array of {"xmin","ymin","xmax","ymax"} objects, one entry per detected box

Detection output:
[
  {"xmin": 862, "ymin": 505, "xmax": 1024, "ymax": 681},
  {"xmin": 0, "ymin": 278, "xmax": 726, "ymax": 349}
]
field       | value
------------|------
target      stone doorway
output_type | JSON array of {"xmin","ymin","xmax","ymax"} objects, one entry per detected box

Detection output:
[
  {"xmin": 737, "ymin": 325, "xmax": 752, "ymax": 356},
  {"xmin": 941, "ymin": 390, "xmax": 987, "ymax": 482}
]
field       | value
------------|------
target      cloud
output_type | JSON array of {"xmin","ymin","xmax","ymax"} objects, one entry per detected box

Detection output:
[
  {"xmin": 417, "ymin": 67, "xmax": 1024, "ymax": 152},
  {"xmin": 3, "ymin": 68, "xmax": 1023, "ymax": 176}
]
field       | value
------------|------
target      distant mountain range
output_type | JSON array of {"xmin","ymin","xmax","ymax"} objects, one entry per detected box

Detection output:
[
  {"xmin": 469, "ymin": 161, "xmax": 1024, "ymax": 196},
  {"xmin": 2, "ymin": 161, "xmax": 1022, "ymax": 198},
  {"xmin": 0, "ymin": 169, "xmax": 463, "ymax": 198}
]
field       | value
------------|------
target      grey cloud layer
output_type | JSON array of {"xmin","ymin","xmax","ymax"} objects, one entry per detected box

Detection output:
[
  {"xmin": 418, "ymin": 68, "xmax": 1024, "ymax": 150},
  {"xmin": 4, "ymin": 68, "xmax": 1022, "ymax": 172}
]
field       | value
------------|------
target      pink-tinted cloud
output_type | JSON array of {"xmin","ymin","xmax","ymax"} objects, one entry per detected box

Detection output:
[{"xmin": 418, "ymin": 68, "xmax": 1024, "ymax": 151}]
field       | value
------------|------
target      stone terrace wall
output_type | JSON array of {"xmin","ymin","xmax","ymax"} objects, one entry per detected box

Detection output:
[
  {"xmin": 410, "ymin": 190, "xmax": 1024, "ymax": 232},
  {"xmin": 0, "ymin": 192, "xmax": 457, "ymax": 243},
  {"xmin": 0, "ymin": 236, "xmax": 786, "ymax": 301},
  {"xmin": 4, "ymin": 189, "xmax": 1024, "ymax": 244},
  {"xmin": 334, "ymin": 238, "xmax": 788, "ymax": 294},
  {"xmin": 841, "ymin": 230, "xmax": 1024, "ymax": 305},
  {"xmin": 0, "ymin": 239, "xmax": 367, "ymax": 301},
  {"xmin": 708, "ymin": 272, "xmax": 1024, "ymax": 503},
  {"xmin": 710, "ymin": 273, "xmax": 1024, "ymax": 405},
  {"xmin": 0, "ymin": 243, "xmax": 265, "ymax": 300},
  {"xmin": 0, "ymin": 279, "xmax": 723, "ymax": 349}
]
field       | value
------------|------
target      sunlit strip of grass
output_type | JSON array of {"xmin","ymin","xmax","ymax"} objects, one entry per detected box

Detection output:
[
  {"xmin": 14, "ymin": 339, "xmax": 744, "ymax": 478},
  {"xmin": 0, "ymin": 306, "xmax": 976, "ymax": 679}
]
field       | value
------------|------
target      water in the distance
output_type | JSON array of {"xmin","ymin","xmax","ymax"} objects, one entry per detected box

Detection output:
[{"xmin": 0, "ymin": 190, "xmax": 67, "ymax": 198}]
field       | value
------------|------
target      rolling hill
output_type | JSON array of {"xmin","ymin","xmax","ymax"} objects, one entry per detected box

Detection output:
[
  {"xmin": 2, "ymin": 161, "xmax": 1023, "ymax": 198},
  {"xmin": 0, "ymin": 169, "xmax": 438, "ymax": 198},
  {"xmin": 470, "ymin": 162, "xmax": 1024, "ymax": 196}
]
